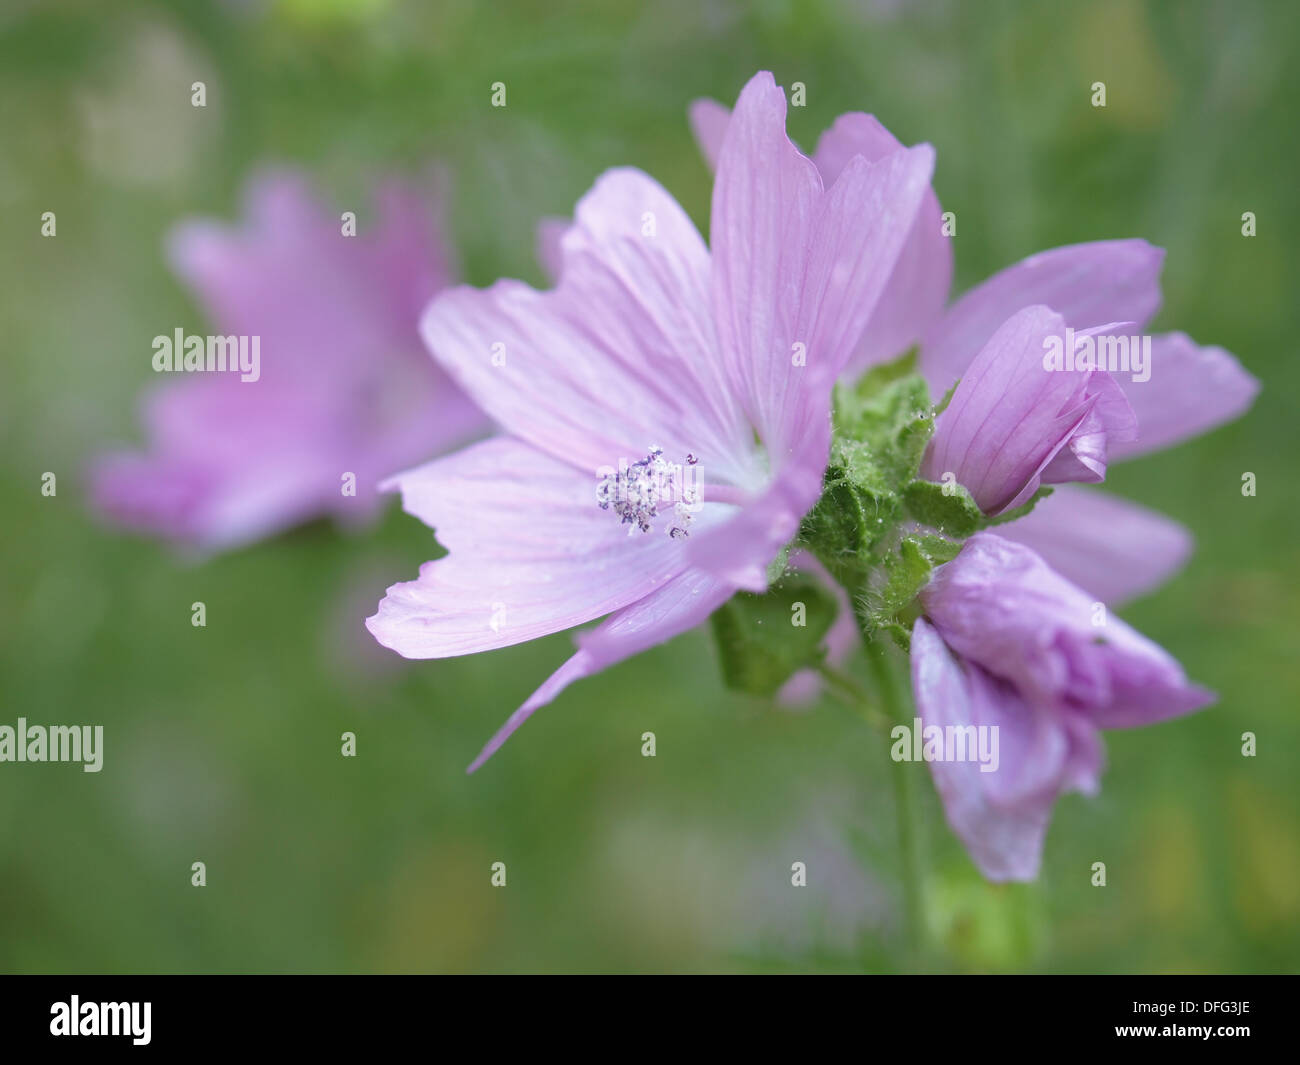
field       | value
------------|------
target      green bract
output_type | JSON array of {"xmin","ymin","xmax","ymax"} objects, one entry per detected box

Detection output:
[{"xmin": 710, "ymin": 575, "xmax": 839, "ymax": 696}]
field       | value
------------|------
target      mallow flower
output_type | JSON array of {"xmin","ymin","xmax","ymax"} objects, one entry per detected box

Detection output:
[
  {"xmin": 91, "ymin": 169, "xmax": 485, "ymax": 552},
  {"xmin": 911, "ymin": 532, "xmax": 1213, "ymax": 881},
  {"xmin": 367, "ymin": 71, "xmax": 937, "ymax": 769}
]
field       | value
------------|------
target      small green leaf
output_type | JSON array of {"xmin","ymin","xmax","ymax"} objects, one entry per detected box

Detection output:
[
  {"xmin": 832, "ymin": 374, "xmax": 935, "ymax": 487},
  {"xmin": 879, "ymin": 620, "xmax": 913, "ymax": 653},
  {"xmin": 933, "ymin": 376, "xmax": 960, "ymax": 417},
  {"xmin": 710, "ymin": 577, "xmax": 840, "ymax": 697},
  {"xmin": 902, "ymin": 479, "xmax": 984, "ymax": 538},
  {"xmin": 877, "ymin": 537, "xmax": 933, "ymax": 611},
  {"xmin": 799, "ymin": 479, "xmax": 900, "ymax": 589},
  {"xmin": 800, "ymin": 353, "xmax": 941, "ymax": 588},
  {"xmin": 856, "ymin": 536, "xmax": 937, "ymax": 640},
  {"xmin": 851, "ymin": 345, "xmax": 919, "ymax": 394},
  {"xmin": 914, "ymin": 533, "xmax": 964, "ymax": 565}
]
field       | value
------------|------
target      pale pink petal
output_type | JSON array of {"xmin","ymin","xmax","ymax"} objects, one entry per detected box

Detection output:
[
  {"xmin": 996, "ymin": 485, "xmax": 1193, "ymax": 604},
  {"xmin": 365, "ymin": 438, "xmax": 689, "ymax": 659},
  {"xmin": 813, "ymin": 113, "xmax": 953, "ymax": 373},
  {"xmin": 686, "ymin": 406, "xmax": 830, "ymax": 591},
  {"xmin": 1036, "ymin": 353, "xmax": 1137, "ymax": 483},
  {"xmin": 466, "ymin": 567, "xmax": 734, "ymax": 771},
  {"xmin": 422, "ymin": 168, "xmax": 755, "ymax": 484},
  {"xmin": 920, "ymin": 240, "xmax": 1165, "ymax": 394},
  {"xmin": 796, "ymin": 148, "xmax": 937, "ymax": 396},
  {"xmin": 1109, "ymin": 332, "xmax": 1259, "ymax": 460},
  {"xmin": 921, "ymin": 307, "xmax": 1137, "ymax": 514},
  {"xmin": 920, "ymin": 533, "xmax": 1214, "ymax": 728},
  {"xmin": 911, "ymin": 618, "xmax": 1061, "ymax": 881},
  {"xmin": 709, "ymin": 73, "xmax": 934, "ymax": 452},
  {"xmin": 367, "ymin": 172, "xmax": 459, "ymax": 327},
  {"xmin": 707, "ymin": 72, "xmax": 822, "ymax": 449},
  {"xmin": 95, "ymin": 167, "xmax": 485, "ymax": 553},
  {"xmin": 534, "ymin": 216, "xmax": 569, "ymax": 284},
  {"xmin": 167, "ymin": 170, "xmax": 452, "ymax": 382},
  {"xmin": 811, "ymin": 112, "xmax": 908, "ymax": 184},
  {"xmin": 687, "ymin": 97, "xmax": 731, "ymax": 172}
]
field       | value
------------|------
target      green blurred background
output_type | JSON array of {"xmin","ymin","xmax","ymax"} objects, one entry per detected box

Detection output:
[{"xmin": 2, "ymin": 0, "xmax": 1297, "ymax": 973}]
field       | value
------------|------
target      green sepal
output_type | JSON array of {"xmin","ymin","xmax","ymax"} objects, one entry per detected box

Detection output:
[
  {"xmin": 913, "ymin": 533, "xmax": 964, "ymax": 565},
  {"xmin": 799, "ymin": 480, "xmax": 901, "ymax": 589},
  {"xmin": 856, "ymin": 535, "xmax": 939, "ymax": 642},
  {"xmin": 876, "ymin": 619, "xmax": 913, "ymax": 654},
  {"xmin": 799, "ymin": 351, "xmax": 938, "ymax": 589},
  {"xmin": 710, "ymin": 576, "xmax": 840, "ymax": 697},
  {"xmin": 831, "ymin": 369, "xmax": 934, "ymax": 489},
  {"xmin": 901, "ymin": 479, "xmax": 983, "ymax": 539}
]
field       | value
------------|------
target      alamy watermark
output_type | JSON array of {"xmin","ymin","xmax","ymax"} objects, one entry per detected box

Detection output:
[
  {"xmin": 891, "ymin": 716, "xmax": 999, "ymax": 773},
  {"xmin": 1042, "ymin": 327, "xmax": 1150, "ymax": 383},
  {"xmin": 50, "ymin": 997, "xmax": 150, "ymax": 1045},
  {"xmin": 152, "ymin": 328, "xmax": 260, "ymax": 382},
  {"xmin": 0, "ymin": 718, "xmax": 103, "ymax": 772}
]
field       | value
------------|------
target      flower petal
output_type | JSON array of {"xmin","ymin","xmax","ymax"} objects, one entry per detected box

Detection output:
[
  {"xmin": 813, "ymin": 113, "xmax": 953, "ymax": 373},
  {"xmin": 707, "ymin": 73, "xmax": 821, "ymax": 443},
  {"xmin": 911, "ymin": 618, "xmax": 1061, "ymax": 881},
  {"xmin": 801, "ymin": 148, "xmax": 938, "ymax": 390},
  {"xmin": 534, "ymin": 215, "xmax": 569, "ymax": 284},
  {"xmin": 687, "ymin": 97, "xmax": 731, "ymax": 172},
  {"xmin": 422, "ymin": 167, "xmax": 755, "ymax": 483},
  {"xmin": 708, "ymin": 72, "xmax": 935, "ymax": 452},
  {"xmin": 168, "ymin": 169, "xmax": 453, "ymax": 379},
  {"xmin": 94, "ymin": 169, "xmax": 477, "ymax": 552},
  {"xmin": 366, "ymin": 438, "xmax": 690, "ymax": 659},
  {"xmin": 466, "ymin": 567, "xmax": 734, "ymax": 771},
  {"xmin": 1109, "ymin": 332, "xmax": 1259, "ymax": 460},
  {"xmin": 685, "ymin": 403, "xmax": 830, "ymax": 591},
  {"xmin": 995, "ymin": 485, "xmax": 1193, "ymax": 604},
  {"xmin": 920, "ymin": 240, "xmax": 1165, "ymax": 394},
  {"xmin": 921, "ymin": 306, "xmax": 1136, "ymax": 514},
  {"xmin": 921, "ymin": 533, "xmax": 1214, "ymax": 727},
  {"xmin": 690, "ymin": 96, "xmax": 953, "ymax": 380},
  {"xmin": 91, "ymin": 442, "xmax": 339, "ymax": 553}
]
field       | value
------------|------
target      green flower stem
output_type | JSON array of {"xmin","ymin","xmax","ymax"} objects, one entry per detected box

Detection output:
[
  {"xmin": 865, "ymin": 636, "xmax": 927, "ymax": 962},
  {"xmin": 814, "ymin": 662, "xmax": 889, "ymax": 731}
]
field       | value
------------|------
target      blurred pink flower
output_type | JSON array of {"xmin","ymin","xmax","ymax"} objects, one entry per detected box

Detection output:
[{"xmin": 91, "ymin": 169, "xmax": 485, "ymax": 552}]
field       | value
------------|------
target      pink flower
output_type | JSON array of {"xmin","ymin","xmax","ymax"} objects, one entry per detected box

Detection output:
[
  {"xmin": 911, "ymin": 533, "xmax": 1213, "ymax": 881},
  {"xmin": 368, "ymin": 72, "xmax": 937, "ymax": 769},
  {"xmin": 91, "ymin": 169, "xmax": 485, "ymax": 552}
]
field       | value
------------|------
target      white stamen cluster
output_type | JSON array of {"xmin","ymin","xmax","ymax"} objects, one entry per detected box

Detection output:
[{"xmin": 597, "ymin": 447, "xmax": 700, "ymax": 538}]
